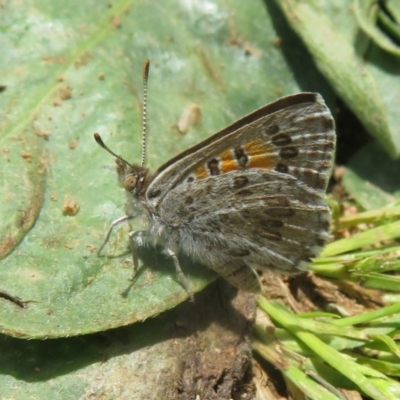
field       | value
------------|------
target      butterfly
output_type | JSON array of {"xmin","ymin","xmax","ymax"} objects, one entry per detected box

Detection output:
[{"xmin": 95, "ymin": 59, "xmax": 335, "ymax": 299}]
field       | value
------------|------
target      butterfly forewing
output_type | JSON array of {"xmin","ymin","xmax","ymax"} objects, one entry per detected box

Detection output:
[{"xmin": 147, "ymin": 93, "xmax": 335, "ymax": 206}]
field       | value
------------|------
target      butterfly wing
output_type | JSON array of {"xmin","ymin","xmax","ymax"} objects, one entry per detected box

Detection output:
[
  {"xmin": 157, "ymin": 169, "xmax": 330, "ymax": 291},
  {"xmin": 145, "ymin": 93, "xmax": 335, "ymax": 291}
]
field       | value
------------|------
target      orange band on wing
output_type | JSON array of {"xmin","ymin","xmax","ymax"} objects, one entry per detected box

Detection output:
[
  {"xmin": 244, "ymin": 139, "xmax": 275, "ymax": 170},
  {"xmin": 193, "ymin": 139, "xmax": 276, "ymax": 180},
  {"xmin": 195, "ymin": 165, "xmax": 208, "ymax": 179},
  {"xmin": 219, "ymin": 149, "xmax": 237, "ymax": 174}
]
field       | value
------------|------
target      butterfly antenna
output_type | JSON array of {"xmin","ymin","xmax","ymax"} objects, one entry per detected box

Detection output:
[
  {"xmin": 141, "ymin": 59, "xmax": 150, "ymax": 168},
  {"xmin": 93, "ymin": 133, "xmax": 135, "ymax": 169}
]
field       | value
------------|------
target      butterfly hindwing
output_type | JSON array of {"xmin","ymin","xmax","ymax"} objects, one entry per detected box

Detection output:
[{"xmin": 156, "ymin": 169, "xmax": 330, "ymax": 291}]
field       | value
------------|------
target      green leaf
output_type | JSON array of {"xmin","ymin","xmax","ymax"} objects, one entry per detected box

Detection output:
[
  {"xmin": 275, "ymin": 0, "xmax": 400, "ymax": 158},
  {"xmin": 343, "ymin": 142, "xmax": 400, "ymax": 209},
  {"xmin": 255, "ymin": 298, "xmax": 400, "ymax": 400},
  {"xmin": 354, "ymin": 0, "xmax": 400, "ymax": 57},
  {"xmin": 0, "ymin": 0, "xmax": 334, "ymax": 339}
]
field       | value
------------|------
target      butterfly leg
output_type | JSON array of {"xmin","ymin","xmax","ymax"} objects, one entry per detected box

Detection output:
[
  {"xmin": 127, "ymin": 232, "xmax": 194, "ymax": 301},
  {"xmin": 98, "ymin": 215, "xmax": 134, "ymax": 256},
  {"xmin": 127, "ymin": 230, "xmax": 148, "ymax": 280},
  {"xmin": 166, "ymin": 248, "xmax": 194, "ymax": 302}
]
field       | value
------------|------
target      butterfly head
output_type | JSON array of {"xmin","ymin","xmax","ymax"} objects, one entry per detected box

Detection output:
[
  {"xmin": 94, "ymin": 60, "xmax": 152, "ymax": 199},
  {"xmin": 115, "ymin": 157, "xmax": 150, "ymax": 196},
  {"xmin": 94, "ymin": 132, "xmax": 150, "ymax": 197}
]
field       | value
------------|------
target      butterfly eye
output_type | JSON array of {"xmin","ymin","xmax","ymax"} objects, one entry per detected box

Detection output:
[{"xmin": 124, "ymin": 175, "xmax": 137, "ymax": 191}]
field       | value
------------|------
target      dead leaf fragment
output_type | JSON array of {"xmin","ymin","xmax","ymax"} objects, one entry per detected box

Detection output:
[
  {"xmin": 177, "ymin": 103, "xmax": 202, "ymax": 134},
  {"xmin": 62, "ymin": 195, "xmax": 80, "ymax": 216}
]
